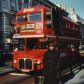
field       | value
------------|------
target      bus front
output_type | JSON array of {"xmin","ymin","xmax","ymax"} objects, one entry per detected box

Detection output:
[{"xmin": 13, "ymin": 6, "xmax": 49, "ymax": 72}]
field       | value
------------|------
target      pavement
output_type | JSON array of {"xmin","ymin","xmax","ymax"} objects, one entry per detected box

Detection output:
[
  {"xmin": 0, "ymin": 67, "xmax": 14, "ymax": 75},
  {"xmin": 0, "ymin": 62, "xmax": 14, "ymax": 75},
  {"xmin": 65, "ymin": 69, "xmax": 84, "ymax": 84}
]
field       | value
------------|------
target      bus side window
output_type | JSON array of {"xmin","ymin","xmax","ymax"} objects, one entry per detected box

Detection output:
[
  {"xmin": 40, "ymin": 41, "xmax": 48, "ymax": 49},
  {"xmin": 26, "ymin": 39, "xmax": 37, "ymax": 50},
  {"xmin": 18, "ymin": 39, "xmax": 25, "ymax": 51},
  {"xmin": 13, "ymin": 39, "xmax": 25, "ymax": 51}
]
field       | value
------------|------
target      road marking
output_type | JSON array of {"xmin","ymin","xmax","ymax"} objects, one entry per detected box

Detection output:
[{"xmin": 9, "ymin": 73, "xmax": 29, "ymax": 76}]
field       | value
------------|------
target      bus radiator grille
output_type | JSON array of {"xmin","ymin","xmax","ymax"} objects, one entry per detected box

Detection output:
[
  {"xmin": 19, "ymin": 59, "xmax": 24, "ymax": 69},
  {"xmin": 19, "ymin": 59, "xmax": 32, "ymax": 70},
  {"xmin": 26, "ymin": 59, "xmax": 32, "ymax": 70}
]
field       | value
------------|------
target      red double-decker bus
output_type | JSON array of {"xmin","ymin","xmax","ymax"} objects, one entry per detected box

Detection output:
[{"xmin": 13, "ymin": 6, "xmax": 81, "ymax": 73}]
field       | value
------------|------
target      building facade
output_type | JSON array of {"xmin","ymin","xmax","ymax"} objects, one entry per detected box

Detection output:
[
  {"xmin": 69, "ymin": 7, "xmax": 84, "ymax": 45},
  {"xmin": 0, "ymin": 0, "xmax": 16, "ymax": 64}
]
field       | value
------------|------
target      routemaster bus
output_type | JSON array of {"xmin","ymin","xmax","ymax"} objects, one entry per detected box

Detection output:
[{"xmin": 13, "ymin": 6, "xmax": 81, "ymax": 73}]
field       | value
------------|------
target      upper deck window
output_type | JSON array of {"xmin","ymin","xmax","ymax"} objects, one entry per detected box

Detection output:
[
  {"xmin": 16, "ymin": 12, "xmax": 42, "ymax": 22},
  {"xmin": 17, "ymin": 15, "xmax": 28, "ymax": 22},
  {"xmin": 29, "ymin": 12, "xmax": 42, "ymax": 21}
]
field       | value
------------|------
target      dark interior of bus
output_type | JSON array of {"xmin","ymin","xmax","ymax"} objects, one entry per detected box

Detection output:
[{"xmin": 13, "ymin": 38, "xmax": 49, "ymax": 51}]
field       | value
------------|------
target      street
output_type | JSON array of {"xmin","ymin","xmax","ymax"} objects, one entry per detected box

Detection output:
[
  {"xmin": 0, "ymin": 59, "xmax": 84, "ymax": 84},
  {"xmin": 0, "ymin": 63, "xmax": 42, "ymax": 84},
  {"xmin": 0, "ymin": 70, "xmax": 83, "ymax": 84},
  {"xmin": 0, "ymin": 72, "xmax": 34, "ymax": 84},
  {"xmin": 0, "ymin": 65, "xmax": 84, "ymax": 84}
]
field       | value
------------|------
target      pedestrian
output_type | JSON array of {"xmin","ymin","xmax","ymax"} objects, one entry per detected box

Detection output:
[{"xmin": 43, "ymin": 43, "xmax": 59, "ymax": 84}]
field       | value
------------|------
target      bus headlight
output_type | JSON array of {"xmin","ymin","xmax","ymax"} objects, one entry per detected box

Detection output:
[
  {"xmin": 34, "ymin": 59, "xmax": 37, "ymax": 64},
  {"xmin": 34, "ymin": 59, "xmax": 41, "ymax": 64},
  {"xmin": 37, "ymin": 60, "xmax": 41, "ymax": 64},
  {"xmin": 14, "ymin": 60, "xmax": 17, "ymax": 63}
]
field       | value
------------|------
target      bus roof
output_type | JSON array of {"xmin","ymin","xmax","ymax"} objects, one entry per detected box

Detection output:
[
  {"xmin": 16, "ymin": 6, "xmax": 47, "ymax": 16},
  {"xmin": 63, "ymin": 16, "xmax": 80, "ymax": 26}
]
